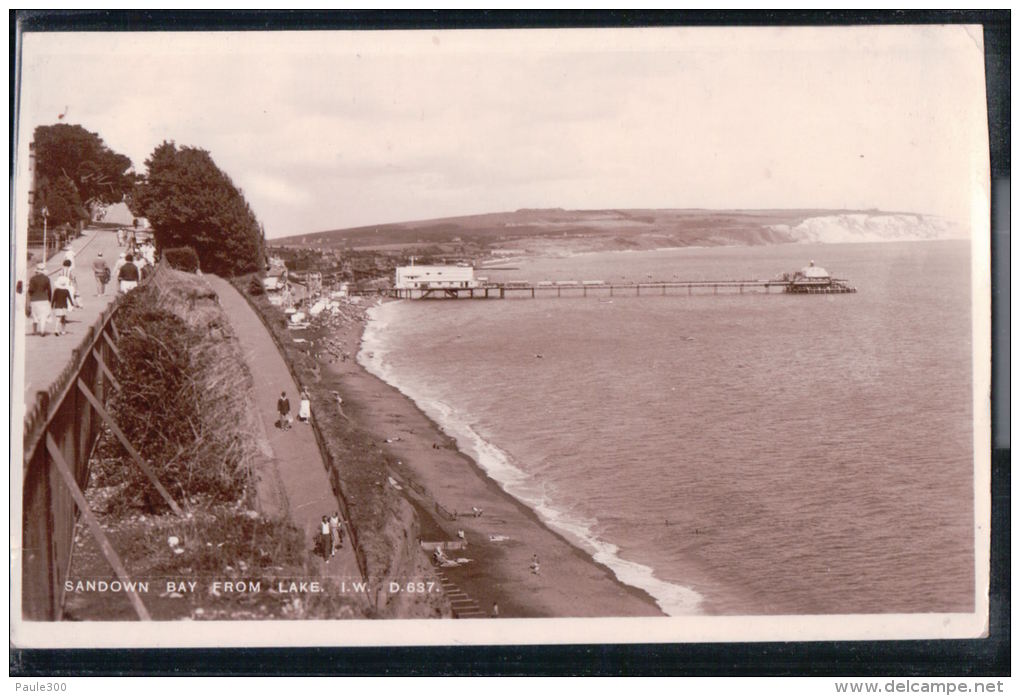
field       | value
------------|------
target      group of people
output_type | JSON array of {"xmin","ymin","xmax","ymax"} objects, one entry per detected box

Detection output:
[
  {"xmin": 319, "ymin": 512, "xmax": 346, "ymax": 563},
  {"xmin": 274, "ymin": 389, "xmax": 337, "ymax": 564},
  {"xmin": 116, "ymin": 227, "xmax": 142, "ymax": 248},
  {"xmin": 95, "ymin": 248, "xmax": 156, "ymax": 295},
  {"xmin": 114, "ymin": 227, "xmax": 156, "ymax": 271},
  {"xmin": 27, "ymin": 230, "xmax": 159, "ymax": 337},
  {"xmin": 27, "ymin": 258, "xmax": 80, "ymax": 337},
  {"xmin": 276, "ymin": 390, "xmax": 312, "ymax": 430}
]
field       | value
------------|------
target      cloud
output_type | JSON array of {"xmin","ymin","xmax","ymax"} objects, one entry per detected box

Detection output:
[
  {"xmin": 16, "ymin": 27, "xmax": 987, "ymax": 236},
  {"xmin": 241, "ymin": 172, "xmax": 313, "ymax": 207}
]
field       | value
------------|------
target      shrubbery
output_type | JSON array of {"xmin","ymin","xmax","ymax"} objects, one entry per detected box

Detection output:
[
  {"xmin": 163, "ymin": 246, "xmax": 200, "ymax": 273},
  {"xmin": 107, "ymin": 276, "xmax": 253, "ymax": 512}
]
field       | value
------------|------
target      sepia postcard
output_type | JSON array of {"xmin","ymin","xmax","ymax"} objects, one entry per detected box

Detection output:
[{"xmin": 10, "ymin": 20, "xmax": 992, "ymax": 650}]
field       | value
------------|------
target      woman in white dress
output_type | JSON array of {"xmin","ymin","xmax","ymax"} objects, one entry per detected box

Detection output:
[{"xmin": 298, "ymin": 390, "xmax": 311, "ymax": 423}]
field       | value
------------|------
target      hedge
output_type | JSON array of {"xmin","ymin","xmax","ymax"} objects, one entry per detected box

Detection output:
[{"xmin": 163, "ymin": 246, "xmax": 200, "ymax": 273}]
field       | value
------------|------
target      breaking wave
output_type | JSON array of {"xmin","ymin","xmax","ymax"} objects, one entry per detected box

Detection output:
[{"xmin": 358, "ymin": 302, "xmax": 703, "ymax": 616}]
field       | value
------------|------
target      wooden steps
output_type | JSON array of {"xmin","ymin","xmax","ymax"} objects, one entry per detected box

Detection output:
[{"xmin": 436, "ymin": 570, "xmax": 486, "ymax": 619}]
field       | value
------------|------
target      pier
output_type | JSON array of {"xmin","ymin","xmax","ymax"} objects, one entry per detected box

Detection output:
[
  {"xmin": 384, "ymin": 259, "xmax": 856, "ymax": 300},
  {"xmin": 384, "ymin": 278, "xmax": 857, "ymax": 300}
]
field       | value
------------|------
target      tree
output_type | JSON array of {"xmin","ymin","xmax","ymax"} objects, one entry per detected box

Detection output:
[
  {"xmin": 39, "ymin": 174, "xmax": 86, "ymax": 228},
  {"xmin": 133, "ymin": 141, "xmax": 264, "ymax": 276},
  {"xmin": 33, "ymin": 123, "xmax": 135, "ymax": 225}
]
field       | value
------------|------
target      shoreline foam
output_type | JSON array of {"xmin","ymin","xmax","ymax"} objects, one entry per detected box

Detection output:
[{"xmin": 359, "ymin": 301, "xmax": 702, "ymax": 616}]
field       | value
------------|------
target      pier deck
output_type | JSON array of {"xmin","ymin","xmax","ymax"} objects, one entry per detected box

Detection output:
[{"xmin": 384, "ymin": 279, "xmax": 856, "ymax": 299}]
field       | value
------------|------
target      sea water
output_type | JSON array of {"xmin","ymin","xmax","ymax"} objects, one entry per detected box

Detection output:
[{"xmin": 359, "ymin": 240, "xmax": 974, "ymax": 616}]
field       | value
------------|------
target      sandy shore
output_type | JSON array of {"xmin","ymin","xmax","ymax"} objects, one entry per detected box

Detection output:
[{"xmin": 323, "ymin": 300, "xmax": 663, "ymax": 619}]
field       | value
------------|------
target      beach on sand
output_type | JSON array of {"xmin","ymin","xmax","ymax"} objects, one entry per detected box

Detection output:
[{"xmin": 322, "ymin": 301, "xmax": 664, "ymax": 619}]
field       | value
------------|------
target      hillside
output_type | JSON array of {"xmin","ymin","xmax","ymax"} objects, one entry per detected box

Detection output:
[{"xmin": 273, "ymin": 208, "xmax": 964, "ymax": 257}]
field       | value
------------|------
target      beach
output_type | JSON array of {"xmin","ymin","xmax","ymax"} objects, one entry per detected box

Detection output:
[{"xmin": 321, "ymin": 300, "xmax": 664, "ymax": 619}]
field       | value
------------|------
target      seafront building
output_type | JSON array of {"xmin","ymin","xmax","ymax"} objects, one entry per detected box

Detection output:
[{"xmin": 394, "ymin": 264, "xmax": 481, "ymax": 291}]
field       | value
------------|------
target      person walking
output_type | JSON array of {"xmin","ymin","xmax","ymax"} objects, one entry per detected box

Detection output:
[
  {"xmin": 118, "ymin": 253, "xmax": 140, "ymax": 293},
  {"xmin": 58, "ymin": 258, "xmax": 80, "ymax": 311},
  {"xmin": 58, "ymin": 258, "xmax": 77, "ymax": 292},
  {"xmin": 276, "ymin": 391, "xmax": 291, "ymax": 430},
  {"xmin": 27, "ymin": 263, "xmax": 52, "ymax": 336},
  {"xmin": 320, "ymin": 515, "xmax": 333, "ymax": 563},
  {"xmin": 113, "ymin": 251, "xmax": 126, "ymax": 282},
  {"xmin": 298, "ymin": 390, "xmax": 311, "ymax": 424},
  {"xmin": 92, "ymin": 251, "xmax": 111, "ymax": 295},
  {"xmin": 50, "ymin": 276, "xmax": 81, "ymax": 336},
  {"xmin": 328, "ymin": 512, "xmax": 341, "ymax": 556}
]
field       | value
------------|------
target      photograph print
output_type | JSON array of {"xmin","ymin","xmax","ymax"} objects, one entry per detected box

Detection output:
[{"xmin": 11, "ymin": 20, "xmax": 991, "ymax": 648}]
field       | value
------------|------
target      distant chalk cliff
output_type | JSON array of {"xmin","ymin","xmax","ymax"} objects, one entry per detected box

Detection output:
[{"xmin": 769, "ymin": 214, "xmax": 967, "ymax": 244}]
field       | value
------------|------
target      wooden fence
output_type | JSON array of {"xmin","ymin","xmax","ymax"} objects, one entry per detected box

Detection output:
[{"xmin": 21, "ymin": 265, "xmax": 172, "ymax": 621}]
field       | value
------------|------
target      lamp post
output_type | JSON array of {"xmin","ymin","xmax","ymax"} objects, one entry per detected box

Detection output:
[{"xmin": 41, "ymin": 206, "xmax": 49, "ymax": 264}]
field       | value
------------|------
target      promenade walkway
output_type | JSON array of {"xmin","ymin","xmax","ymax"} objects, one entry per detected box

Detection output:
[
  {"xmin": 205, "ymin": 276, "xmax": 361, "ymax": 584},
  {"xmin": 21, "ymin": 228, "xmax": 124, "ymax": 404}
]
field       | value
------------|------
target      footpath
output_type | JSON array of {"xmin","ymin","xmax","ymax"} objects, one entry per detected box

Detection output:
[
  {"xmin": 204, "ymin": 276, "xmax": 362, "ymax": 585},
  {"xmin": 20, "ymin": 228, "xmax": 123, "ymax": 404}
]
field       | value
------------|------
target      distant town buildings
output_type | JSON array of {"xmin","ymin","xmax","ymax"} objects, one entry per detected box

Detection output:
[
  {"xmin": 301, "ymin": 271, "xmax": 322, "ymax": 295},
  {"xmin": 262, "ymin": 257, "xmax": 291, "ymax": 305}
]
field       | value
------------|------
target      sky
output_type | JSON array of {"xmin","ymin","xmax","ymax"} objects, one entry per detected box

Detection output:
[{"xmin": 16, "ymin": 26, "xmax": 989, "ymax": 239}]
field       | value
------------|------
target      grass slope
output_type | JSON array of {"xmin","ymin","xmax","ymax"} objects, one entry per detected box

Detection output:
[{"xmin": 276, "ymin": 207, "xmax": 876, "ymax": 251}]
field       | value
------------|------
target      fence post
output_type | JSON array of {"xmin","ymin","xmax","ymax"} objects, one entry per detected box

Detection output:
[
  {"xmin": 46, "ymin": 434, "xmax": 151, "ymax": 621},
  {"xmin": 76, "ymin": 379, "xmax": 184, "ymax": 517}
]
